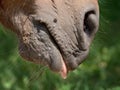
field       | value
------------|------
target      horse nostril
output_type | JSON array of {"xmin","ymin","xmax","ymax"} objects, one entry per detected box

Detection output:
[{"xmin": 84, "ymin": 11, "xmax": 99, "ymax": 37}]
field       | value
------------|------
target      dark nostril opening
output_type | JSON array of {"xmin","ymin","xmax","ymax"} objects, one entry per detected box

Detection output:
[
  {"xmin": 33, "ymin": 20, "xmax": 48, "ymax": 33},
  {"xmin": 84, "ymin": 11, "xmax": 98, "ymax": 37},
  {"xmin": 36, "ymin": 22, "xmax": 48, "ymax": 33}
]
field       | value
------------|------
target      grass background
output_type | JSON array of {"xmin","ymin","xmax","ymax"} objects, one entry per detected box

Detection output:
[{"xmin": 0, "ymin": 0, "xmax": 120, "ymax": 90}]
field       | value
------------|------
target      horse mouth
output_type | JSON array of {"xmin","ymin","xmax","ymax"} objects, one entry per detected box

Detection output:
[
  {"xmin": 19, "ymin": 10, "xmax": 98, "ymax": 78},
  {"xmin": 31, "ymin": 19, "xmax": 89, "ymax": 75}
]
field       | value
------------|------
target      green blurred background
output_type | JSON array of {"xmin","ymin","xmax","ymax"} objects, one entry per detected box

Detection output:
[{"xmin": 0, "ymin": 0, "xmax": 120, "ymax": 90}]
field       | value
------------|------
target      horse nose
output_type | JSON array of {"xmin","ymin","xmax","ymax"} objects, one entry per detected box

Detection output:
[
  {"xmin": 77, "ymin": 5, "xmax": 99, "ymax": 51},
  {"xmin": 83, "ymin": 10, "xmax": 99, "ymax": 38}
]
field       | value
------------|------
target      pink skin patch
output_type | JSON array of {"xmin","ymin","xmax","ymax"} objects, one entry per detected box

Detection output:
[{"xmin": 59, "ymin": 57, "xmax": 67, "ymax": 79}]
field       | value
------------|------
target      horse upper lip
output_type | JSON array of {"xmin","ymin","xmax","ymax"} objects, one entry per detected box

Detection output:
[{"xmin": 31, "ymin": 17, "xmax": 89, "ymax": 71}]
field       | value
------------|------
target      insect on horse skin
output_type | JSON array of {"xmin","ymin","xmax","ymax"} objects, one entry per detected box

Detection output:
[{"xmin": 0, "ymin": 0, "xmax": 99, "ymax": 79}]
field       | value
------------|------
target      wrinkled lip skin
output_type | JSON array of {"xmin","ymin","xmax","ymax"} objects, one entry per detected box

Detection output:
[
  {"xmin": 17, "ymin": 2, "xmax": 99, "ymax": 78},
  {"xmin": 18, "ymin": 16, "xmax": 89, "ymax": 79}
]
